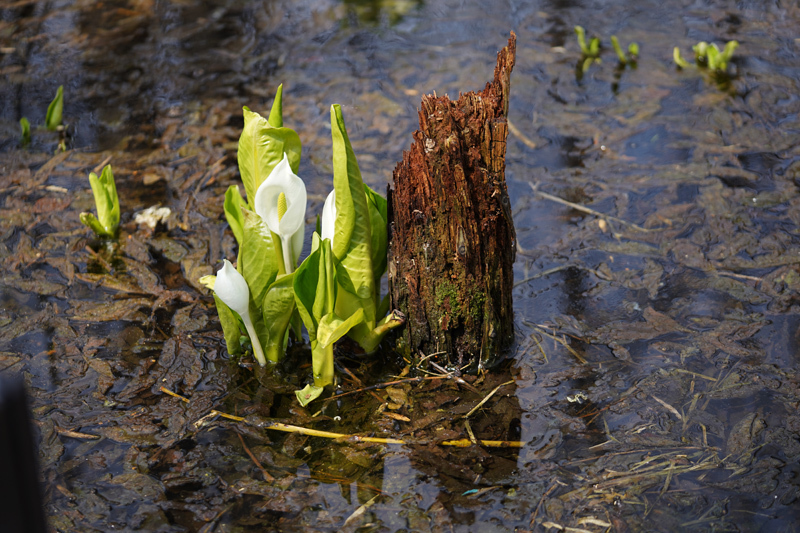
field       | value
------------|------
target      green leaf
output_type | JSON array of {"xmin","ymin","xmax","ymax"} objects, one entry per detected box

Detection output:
[
  {"xmin": 364, "ymin": 184, "xmax": 388, "ymax": 289},
  {"xmin": 294, "ymin": 234, "xmax": 336, "ymax": 341},
  {"xmin": 574, "ymin": 26, "xmax": 588, "ymax": 55},
  {"xmin": 261, "ymin": 273, "xmax": 296, "ymax": 363},
  {"xmin": 330, "ymin": 105, "xmax": 375, "ymax": 302},
  {"xmin": 213, "ymin": 294, "xmax": 243, "ymax": 356},
  {"xmin": 295, "ymin": 383, "xmax": 324, "ymax": 407},
  {"xmin": 268, "ymin": 84, "xmax": 283, "ymax": 128},
  {"xmin": 20, "ymin": 117, "xmax": 31, "ymax": 146},
  {"xmin": 673, "ymin": 47, "xmax": 691, "ymax": 69},
  {"xmin": 237, "ymin": 106, "xmax": 301, "ymax": 210},
  {"xmin": 310, "ymin": 340, "xmax": 334, "ymax": 388},
  {"xmin": 86, "ymin": 165, "xmax": 119, "ymax": 237},
  {"xmin": 721, "ymin": 41, "xmax": 738, "ymax": 65},
  {"xmin": 239, "ymin": 208, "xmax": 280, "ymax": 305},
  {"xmin": 610, "ymin": 36, "xmax": 626, "ymax": 64},
  {"xmin": 79, "ymin": 212, "xmax": 107, "ymax": 237},
  {"xmin": 224, "ymin": 185, "xmax": 246, "ymax": 246},
  {"xmin": 693, "ymin": 41, "xmax": 708, "ymax": 63},
  {"xmin": 317, "ymin": 307, "xmax": 365, "ymax": 349},
  {"xmin": 45, "ymin": 85, "xmax": 63, "ymax": 131}
]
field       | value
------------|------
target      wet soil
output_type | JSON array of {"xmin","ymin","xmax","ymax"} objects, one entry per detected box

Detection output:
[{"xmin": 2, "ymin": 0, "xmax": 800, "ymax": 531}]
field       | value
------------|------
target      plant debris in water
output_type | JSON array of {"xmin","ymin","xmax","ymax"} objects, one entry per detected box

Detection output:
[{"xmin": 2, "ymin": 0, "xmax": 800, "ymax": 531}]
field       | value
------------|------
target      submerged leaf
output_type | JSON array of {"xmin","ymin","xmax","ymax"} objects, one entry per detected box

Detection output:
[{"xmin": 295, "ymin": 384, "xmax": 324, "ymax": 407}]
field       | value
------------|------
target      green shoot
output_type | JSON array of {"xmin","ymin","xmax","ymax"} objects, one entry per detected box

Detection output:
[
  {"xmin": 45, "ymin": 85, "xmax": 63, "ymax": 131},
  {"xmin": 673, "ymin": 47, "xmax": 691, "ymax": 69},
  {"xmin": 575, "ymin": 26, "xmax": 600, "ymax": 58},
  {"xmin": 80, "ymin": 165, "xmax": 120, "ymax": 238},
  {"xmin": 20, "ymin": 117, "xmax": 31, "ymax": 146},
  {"xmin": 675, "ymin": 40, "xmax": 738, "ymax": 73},
  {"xmin": 611, "ymin": 35, "xmax": 639, "ymax": 65}
]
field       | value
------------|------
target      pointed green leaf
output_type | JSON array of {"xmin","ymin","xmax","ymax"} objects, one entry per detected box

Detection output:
[
  {"xmin": 610, "ymin": 36, "xmax": 626, "ymax": 64},
  {"xmin": 261, "ymin": 273, "xmax": 296, "ymax": 363},
  {"xmin": 574, "ymin": 26, "xmax": 588, "ymax": 55},
  {"xmin": 87, "ymin": 165, "xmax": 119, "ymax": 237},
  {"xmin": 295, "ymin": 383, "xmax": 324, "ymax": 406},
  {"xmin": 224, "ymin": 185, "xmax": 246, "ymax": 246},
  {"xmin": 673, "ymin": 47, "xmax": 690, "ymax": 69},
  {"xmin": 721, "ymin": 41, "xmax": 738, "ymax": 64},
  {"xmin": 239, "ymin": 208, "xmax": 280, "ymax": 305},
  {"xmin": 213, "ymin": 294, "xmax": 243, "ymax": 356},
  {"xmin": 20, "ymin": 117, "xmax": 31, "ymax": 146},
  {"xmin": 330, "ymin": 105, "xmax": 375, "ymax": 302},
  {"xmin": 45, "ymin": 85, "xmax": 63, "ymax": 131},
  {"xmin": 267, "ymin": 84, "xmax": 283, "ymax": 128},
  {"xmin": 237, "ymin": 106, "xmax": 301, "ymax": 209}
]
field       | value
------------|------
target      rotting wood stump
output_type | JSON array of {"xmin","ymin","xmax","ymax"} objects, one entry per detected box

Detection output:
[{"xmin": 388, "ymin": 32, "xmax": 516, "ymax": 370}]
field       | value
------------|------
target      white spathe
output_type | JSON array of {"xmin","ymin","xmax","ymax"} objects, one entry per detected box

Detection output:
[
  {"xmin": 320, "ymin": 190, "xmax": 336, "ymax": 246},
  {"xmin": 214, "ymin": 259, "xmax": 267, "ymax": 366},
  {"xmin": 254, "ymin": 153, "xmax": 307, "ymax": 273}
]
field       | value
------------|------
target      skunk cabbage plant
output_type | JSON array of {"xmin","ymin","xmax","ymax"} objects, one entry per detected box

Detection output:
[
  {"xmin": 80, "ymin": 164, "xmax": 120, "ymax": 238},
  {"xmin": 205, "ymin": 87, "xmax": 404, "ymax": 401}
]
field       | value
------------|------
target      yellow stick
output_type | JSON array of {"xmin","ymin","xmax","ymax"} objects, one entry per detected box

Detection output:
[{"xmin": 160, "ymin": 387, "xmax": 525, "ymax": 448}]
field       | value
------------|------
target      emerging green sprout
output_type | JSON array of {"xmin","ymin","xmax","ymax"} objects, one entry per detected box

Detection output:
[
  {"xmin": 45, "ymin": 85, "xmax": 64, "ymax": 131},
  {"xmin": 575, "ymin": 26, "xmax": 600, "ymax": 58},
  {"xmin": 575, "ymin": 26, "xmax": 601, "ymax": 74},
  {"xmin": 19, "ymin": 117, "xmax": 30, "ymax": 146},
  {"xmin": 674, "ymin": 40, "xmax": 739, "ymax": 73},
  {"xmin": 611, "ymin": 35, "xmax": 639, "ymax": 65},
  {"xmin": 79, "ymin": 165, "xmax": 120, "ymax": 238}
]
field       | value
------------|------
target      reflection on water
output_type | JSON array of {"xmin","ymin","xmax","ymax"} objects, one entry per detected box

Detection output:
[{"xmin": 2, "ymin": 0, "xmax": 800, "ymax": 530}]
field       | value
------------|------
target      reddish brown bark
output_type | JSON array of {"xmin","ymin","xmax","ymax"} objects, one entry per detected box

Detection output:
[{"xmin": 388, "ymin": 32, "xmax": 516, "ymax": 370}]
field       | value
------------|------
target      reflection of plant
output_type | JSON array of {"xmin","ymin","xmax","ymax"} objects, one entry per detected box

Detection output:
[
  {"xmin": 674, "ymin": 41, "xmax": 739, "ymax": 73},
  {"xmin": 205, "ymin": 87, "xmax": 404, "ymax": 400},
  {"xmin": 80, "ymin": 165, "xmax": 120, "ymax": 238}
]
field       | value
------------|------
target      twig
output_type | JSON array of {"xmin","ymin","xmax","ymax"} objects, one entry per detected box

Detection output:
[
  {"xmin": 529, "ymin": 183, "xmax": 651, "ymax": 232},
  {"xmin": 237, "ymin": 432, "xmax": 275, "ymax": 482},
  {"xmin": 92, "ymin": 155, "xmax": 113, "ymax": 174},
  {"xmin": 160, "ymin": 387, "xmax": 525, "ymax": 448},
  {"xmin": 429, "ymin": 361, "xmax": 482, "ymax": 394},
  {"xmin": 513, "ymin": 264, "xmax": 572, "ymax": 288},
  {"xmin": 507, "ymin": 118, "xmax": 537, "ymax": 149},
  {"xmin": 464, "ymin": 380, "xmax": 515, "ymax": 419},
  {"xmin": 327, "ymin": 375, "xmax": 446, "ymax": 402},
  {"xmin": 530, "ymin": 325, "xmax": 588, "ymax": 364}
]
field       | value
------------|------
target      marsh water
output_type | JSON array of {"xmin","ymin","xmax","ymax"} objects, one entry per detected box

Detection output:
[{"xmin": 2, "ymin": 0, "xmax": 800, "ymax": 531}]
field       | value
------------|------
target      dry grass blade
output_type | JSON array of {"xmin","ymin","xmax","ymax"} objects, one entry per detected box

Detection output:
[
  {"xmin": 529, "ymin": 183, "xmax": 652, "ymax": 232},
  {"xmin": 464, "ymin": 380, "xmax": 515, "ymax": 419}
]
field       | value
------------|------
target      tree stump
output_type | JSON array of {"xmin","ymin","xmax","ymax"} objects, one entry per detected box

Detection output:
[{"xmin": 388, "ymin": 32, "xmax": 516, "ymax": 370}]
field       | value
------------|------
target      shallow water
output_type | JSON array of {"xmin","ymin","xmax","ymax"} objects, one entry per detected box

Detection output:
[{"xmin": 2, "ymin": 0, "xmax": 800, "ymax": 531}]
